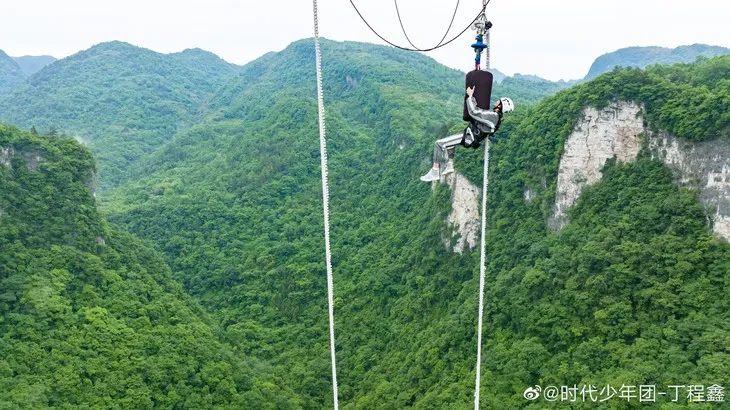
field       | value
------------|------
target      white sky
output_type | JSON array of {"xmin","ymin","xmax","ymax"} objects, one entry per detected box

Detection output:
[{"xmin": 1, "ymin": 0, "xmax": 728, "ymax": 80}]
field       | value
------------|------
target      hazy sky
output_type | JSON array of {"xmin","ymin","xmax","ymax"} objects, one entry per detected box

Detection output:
[{"xmin": 1, "ymin": 0, "xmax": 728, "ymax": 80}]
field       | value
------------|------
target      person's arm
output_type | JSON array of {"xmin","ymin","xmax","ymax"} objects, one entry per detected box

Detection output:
[{"xmin": 466, "ymin": 95, "xmax": 498, "ymax": 129}]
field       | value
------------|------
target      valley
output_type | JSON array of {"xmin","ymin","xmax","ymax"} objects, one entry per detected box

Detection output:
[{"xmin": 0, "ymin": 38, "xmax": 727, "ymax": 408}]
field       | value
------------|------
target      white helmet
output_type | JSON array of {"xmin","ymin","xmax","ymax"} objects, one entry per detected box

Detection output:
[{"xmin": 499, "ymin": 97, "xmax": 515, "ymax": 113}]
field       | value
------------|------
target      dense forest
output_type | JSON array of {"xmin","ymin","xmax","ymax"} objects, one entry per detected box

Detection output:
[
  {"xmin": 0, "ymin": 125, "xmax": 303, "ymax": 407},
  {"xmin": 0, "ymin": 38, "xmax": 727, "ymax": 408},
  {"xmin": 106, "ymin": 41, "xmax": 728, "ymax": 407}
]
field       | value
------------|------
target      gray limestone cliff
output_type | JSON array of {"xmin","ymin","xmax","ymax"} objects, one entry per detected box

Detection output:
[
  {"xmin": 433, "ymin": 100, "xmax": 728, "ymax": 253},
  {"xmin": 550, "ymin": 101, "xmax": 729, "ymax": 239},
  {"xmin": 648, "ymin": 133, "xmax": 730, "ymax": 239},
  {"xmin": 550, "ymin": 102, "xmax": 644, "ymax": 229},
  {"xmin": 0, "ymin": 146, "xmax": 43, "ymax": 171},
  {"xmin": 443, "ymin": 172, "xmax": 480, "ymax": 253}
]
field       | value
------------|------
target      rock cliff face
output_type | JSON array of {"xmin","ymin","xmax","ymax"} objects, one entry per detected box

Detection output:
[
  {"xmin": 549, "ymin": 102, "xmax": 645, "ymax": 229},
  {"xmin": 649, "ymin": 133, "xmax": 730, "ymax": 239},
  {"xmin": 436, "ymin": 100, "xmax": 728, "ymax": 253},
  {"xmin": 0, "ymin": 145, "xmax": 43, "ymax": 171},
  {"xmin": 551, "ymin": 101, "xmax": 730, "ymax": 240},
  {"xmin": 0, "ymin": 146, "xmax": 12, "ymax": 168},
  {"xmin": 444, "ymin": 172, "xmax": 480, "ymax": 253}
]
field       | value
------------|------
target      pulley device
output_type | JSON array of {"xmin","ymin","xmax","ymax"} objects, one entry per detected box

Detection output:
[{"xmin": 471, "ymin": 12, "xmax": 493, "ymax": 70}]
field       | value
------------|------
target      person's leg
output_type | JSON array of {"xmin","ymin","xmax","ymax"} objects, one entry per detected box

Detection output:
[
  {"xmin": 438, "ymin": 133, "xmax": 465, "ymax": 151},
  {"xmin": 438, "ymin": 134, "xmax": 462, "ymax": 175},
  {"xmin": 420, "ymin": 141, "xmax": 444, "ymax": 182},
  {"xmin": 420, "ymin": 134, "xmax": 462, "ymax": 182}
]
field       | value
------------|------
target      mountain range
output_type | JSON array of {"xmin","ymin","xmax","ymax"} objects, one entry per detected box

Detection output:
[
  {"xmin": 12, "ymin": 55, "xmax": 57, "ymax": 76},
  {"xmin": 0, "ymin": 38, "xmax": 727, "ymax": 407},
  {"xmin": 0, "ymin": 41, "xmax": 573, "ymax": 190},
  {"xmin": 0, "ymin": 42, "xmax": 242, "ymax": 188},
  {"xmin": 585, "ymin": 43, "xmax": 729, "ymax": 79},
  {"xmin": 0, "ymin": 52, "xmax": 56, "ymax": 93}
]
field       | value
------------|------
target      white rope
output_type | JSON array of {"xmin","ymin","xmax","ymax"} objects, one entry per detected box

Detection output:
[
  {"xmin": 474, "ymin": 10, "xmax": 491, "ymax": 409},
  {"xmin": 473, "ymin": 139, "xmax": 490, "ymax": 409},
  {"xmin": 314, "ymin": 1, "xmax": 490, "ymax": 407},
  {"xmin": 312, "ymin": 1, "xmax": 339, "ymax": 408}
]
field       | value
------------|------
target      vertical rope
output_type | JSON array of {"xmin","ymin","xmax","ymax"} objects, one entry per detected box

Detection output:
[
  {"xmin": 484, "ymin": 26, "xmax": 491, "ymax": 71},
  {"xmin": 474, "ymin": 8, "xmax": 491, "ymax": 409},
  {"xmin": 474, "ymin": 139, "xmax": 490, "ymax": 409},
  {"xmin": 312, "ymin": 1, "xmax": 339, "ymax": 408}
]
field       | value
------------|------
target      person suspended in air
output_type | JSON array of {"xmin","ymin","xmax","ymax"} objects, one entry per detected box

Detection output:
[{"xmin": 420, "ymin": 68, "xmax": 514, "ymax": 182}]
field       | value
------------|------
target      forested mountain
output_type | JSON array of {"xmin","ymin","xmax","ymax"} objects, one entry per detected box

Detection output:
[
  {"xmin": 585, "ymin": 43, "xmax": 729, "ymax": 79},
  {"xmin": 108, "ymin": 39, "xmax": 472, "ymax": 407},
  {"xmin": 0, "ymin": 41, "xmax": 241, "ymax": 189},
  {"xmin": 0, "ymin": 41, "xmax": 571, "ymax": 192},
  {"xmin": 0, "ymin": 124, "xmax": 300, "ymax": 407},
  {"xmin": 0, "ymin": 50, "xmax": 25, "ymax": 96},
  {"xmin": 12, "ymin": 55, "xmax": 57, "ymax": 76},
  {"xmin": 101, "ymin": 37, "xmax": 728, "ymax": 408}
]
